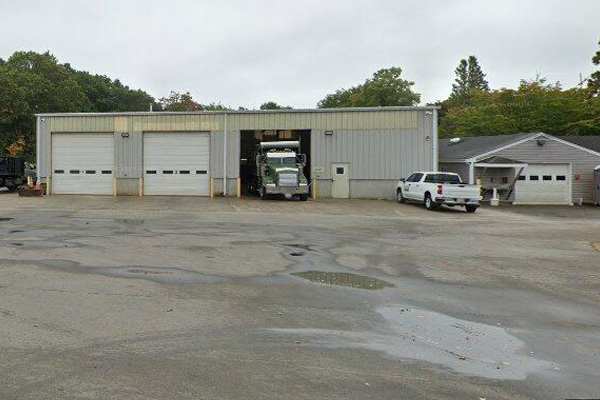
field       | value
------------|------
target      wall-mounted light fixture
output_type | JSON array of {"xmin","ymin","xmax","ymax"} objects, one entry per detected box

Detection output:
[
  {"xmin": 121, "ymin": 132, "xmax": 130, "ymax": 138},
  {"xmin": 324, "ymin": 130, "xmax": 334, "ymax": 136},
  {"xmin": 536, "ymin": 139, "xmax": 546, "ymax": 146},
  {"xmin": 425, "ymin": 135, "xmax": 431, "ymax": 142}
]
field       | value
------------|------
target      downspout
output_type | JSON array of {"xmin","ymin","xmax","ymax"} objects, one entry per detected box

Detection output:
[
  {"xmin": 36, "ymin": 116, "xmax": 41, "ymax": 185},
  {"xmin": 432, "ymin": 108, "xmax": 438, "ymax": 171},
  {"xmin": 223, "ymin": 112, "xmax": 228, "ymax": 196}
]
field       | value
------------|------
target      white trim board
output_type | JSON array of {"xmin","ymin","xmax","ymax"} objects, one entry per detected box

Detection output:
[{"xmin": 469, "ymin": 133, "xmax": 600, "ymax": 162}]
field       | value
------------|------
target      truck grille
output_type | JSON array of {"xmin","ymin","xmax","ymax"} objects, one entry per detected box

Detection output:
[{"xmin": 278, "ymin": 173, "xmax": 298, "ymax": 187}]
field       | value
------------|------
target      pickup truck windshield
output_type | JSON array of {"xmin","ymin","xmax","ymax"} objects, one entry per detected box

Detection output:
[
  {"xmin": 267, "ymin": 157, "xmax": 297, "ymax": 164},
  {"xmin": 425, "ymin": 173, "xmax": 462, "ymax": 184}
]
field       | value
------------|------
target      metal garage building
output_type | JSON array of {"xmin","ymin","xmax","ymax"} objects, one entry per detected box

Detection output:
[
  {"xmin": 439, "ymin": 132, "xmax": 600, "ymax": 205},
  {"xmin": 36, "ymin": 107, "xmax": 438, "ymax": 199}
]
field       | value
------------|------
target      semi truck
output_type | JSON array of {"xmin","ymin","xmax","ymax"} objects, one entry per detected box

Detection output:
[{"xmin": 248, "ymin": 141, "xmax": 310, "ymax": 201}]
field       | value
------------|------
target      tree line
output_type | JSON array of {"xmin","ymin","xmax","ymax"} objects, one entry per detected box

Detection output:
[{"xmin": 1, "ymin": 38, "xmax": 599, "ymax": 160}]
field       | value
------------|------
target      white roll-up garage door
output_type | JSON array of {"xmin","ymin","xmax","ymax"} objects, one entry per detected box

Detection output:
[
  {"xmin": 514, "ymin": 164, "xmax": 570, "ymax": 205},
  {"xmin": 143, "ymin": 132, "xmax": 210, "ymax": 196},
  {"xmin": 51, "ymin": 133, "xmax": 114, "ymax": 195}
]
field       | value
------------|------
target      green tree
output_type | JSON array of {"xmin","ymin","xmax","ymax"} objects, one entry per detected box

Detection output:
[
  {"xmin": 448, "ymin": 56, "xmax": 489, "ymax": 106},
  {"xmin": 158, "ymin": 91, "xmax": 229, "ymax": 111},
  {"xmin": 0, "ymin": 51, "xmax": 158, "ymax": 160},
  {"xmin": 260, "ymin": 101, "xmax": 292, "ymax": 110},
  {"xmin": 440, "ymin": 77, "xmax": 600, "ymax": 137},
  {"xmin": 317, "ymin": 67, "xmax": 420, "ymax": 108},
  {"xmin": 159, "ymin": 91, "xmax": 203, "ymax": 111},
  {"xmin": 588, "ymin": 37, "xmax": 600, "ymax": 96}
]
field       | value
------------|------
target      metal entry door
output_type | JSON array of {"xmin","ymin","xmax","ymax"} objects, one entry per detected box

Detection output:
[{"xmin": 331, "ymin": 163, "xmax": 349, "ymax": 198}]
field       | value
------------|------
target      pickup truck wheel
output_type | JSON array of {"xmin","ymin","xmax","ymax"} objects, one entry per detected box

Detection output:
[
  {"xmin": 396, "ymin": 189, "xmax": 406, "ymax": 204},
  {"xmin": 424, "ymin": 195, "xmax": 437, "ymax": 211},
  {"xmin": 465, "ymin": 205, "xmax": 478, "ymax": 213}
]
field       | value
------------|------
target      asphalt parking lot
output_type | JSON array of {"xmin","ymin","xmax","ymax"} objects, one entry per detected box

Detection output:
[{"xmin": 1, "ymin": 192, "xmax": 599, "ymax": 400}]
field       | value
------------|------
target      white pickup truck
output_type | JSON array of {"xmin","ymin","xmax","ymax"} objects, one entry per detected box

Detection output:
[{"xmin": 396, "ymin": 172, "xmax": 482, "ymax": 212}]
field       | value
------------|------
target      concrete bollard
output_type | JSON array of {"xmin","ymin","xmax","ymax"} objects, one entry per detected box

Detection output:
[{"xmin": 490, "ymin": 187, "xmax": 500, "ymax": 206}]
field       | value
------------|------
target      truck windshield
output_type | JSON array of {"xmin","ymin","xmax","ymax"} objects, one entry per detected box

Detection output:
[
  {"xmin": 267, "ymin": 157, "xmax": 297, "ymax": 164},
  {"xmin": 425, "ymin": 174, "xmax": 462, "ymax": 184}
]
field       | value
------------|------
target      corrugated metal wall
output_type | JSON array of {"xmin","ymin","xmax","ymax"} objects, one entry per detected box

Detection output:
[
  {"xmin": 211, "ymin": 130, "xmax": 240, "ymax": 179},
  {"xmin": 115, "ymin": 132, "xmax": 142, "ymax": 178},
  {"xmin": 38, "ymin": 108, "xmax": 436, "ymax": 197},
  {"xmin": 311, "ymin": 129, "xmax": 432, "ymax": 180},
  {"xmin": 47, "ymin": 109, "xmax": 422, "ymax": 133}
]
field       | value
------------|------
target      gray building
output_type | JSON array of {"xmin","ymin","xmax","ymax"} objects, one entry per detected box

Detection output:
[
  {"xmin": 35, "ymin": 107, "xmax": 438, "ymax": 199},
  {"xmin": 440, "ymin": 132, "xmax": 600, "ymax": 205}
]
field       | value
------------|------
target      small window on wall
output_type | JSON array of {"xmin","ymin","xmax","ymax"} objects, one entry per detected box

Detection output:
[
  {"xmin": 179, "ymin": 170, "xmax": 190, "ymax": 175},
  {"xmin": 163, "ymin": 170, "xmax": 174, "ymax": 175},
  {"xmin": 69, "ymin": 170, "xmax": 80, "ymax": 174},
  {"xmin": 543, "ymin": 175, "xmax": 552, "ymax": 181},
  {"xmin": 196, "ymin": 170, "xmax": 207, "ymax": 175},
  {"xmin": 146, "ymin": 170, "xmax": 157, "ymax": 175},
  {"xmin": 101, "ymin": 170, "xmax": 112, "ymax": 175},
  {"xmin": 54, "ymin": 169, "xmax": 65, "ymax": 174},
  {"xmin": 85, "ymin": 170, "xmax": 96, "ymax": 175},
  {"xmin": 529, "ymin": 175, "xmax": 539, "ymax": 181},
  {"xmin": 556, "ymin": 175, "xmax": 566, "ymax": 181},
  {"xmin": 517, "ymin": 175, "xmax": 526, "ymax": 181},
  {"xmin": 336, "ymin": 167, "xmax": 345, "ymax": 175}
]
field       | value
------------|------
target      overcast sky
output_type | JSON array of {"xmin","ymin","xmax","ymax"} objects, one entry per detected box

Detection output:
[{"xmin": 1, "ymin": 0, "xmax": 598, "ymax": 109}]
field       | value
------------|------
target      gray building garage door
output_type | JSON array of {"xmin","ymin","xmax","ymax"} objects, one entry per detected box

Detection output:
[
  {"xmin": 51, "ymin": 133, "xmax": 114, "ymax": 195},
  {"xmin": 143, "ymin": 132, "xmax": 210, "ymax": 196},
  {"xmin": 515, "ymin": 164, "xmax": 570, "ymax": 205}
]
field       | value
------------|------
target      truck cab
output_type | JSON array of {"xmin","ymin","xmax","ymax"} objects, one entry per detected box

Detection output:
[{"xmin": 251, "ymin": 141, "xmax": 309, "ymax": 200}]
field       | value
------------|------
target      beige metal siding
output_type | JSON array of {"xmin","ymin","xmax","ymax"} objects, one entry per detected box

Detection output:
[
  {"xmin": 115, "ymin": 131, "xmax": 142, "ymax": 178},
  {"xmin": 210, "ymin": 130, "xmax": 240, "ymax": 179},
  {"xmin": 38, "ymin": 109, "xmax": 435, "ymax": 197},
  {"xmin": 485, "ymin": 138, "xmax": 600, "ymax": 203},
  {"xmin": 45, "ymin": 109, "xmax": 420, "ymax": 133},
  {"xmin": 312, "ymin": 129, "xmax": 432, "ymax": 180}
]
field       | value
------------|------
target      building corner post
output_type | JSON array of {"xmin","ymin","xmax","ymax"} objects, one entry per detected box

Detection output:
[
  {"xmin": 36, "ymin": 116, "xmax": 41, "ymax": 185},
  {"xmin": 223, "ymin": 112, "xmax": 228, "ymax": 196},
  {"xmin": 468, "ymin": 159, "xmax": 475, "ymax": 184},
  {"xmin": 432, "ymin": 108, "xmax": 439, "ymax": 171}
]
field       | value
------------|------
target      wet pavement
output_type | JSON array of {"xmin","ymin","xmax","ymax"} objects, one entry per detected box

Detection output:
[{"xmin": 0, "ymin": 194, "xmax": 599, "ymax": 399}]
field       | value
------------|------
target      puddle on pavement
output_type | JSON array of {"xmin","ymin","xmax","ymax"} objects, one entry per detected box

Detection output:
[
  {"xmin": 0, "ymin": 218, "xmax": 14, "ymax": 222},
  {"xmin": 33, "ymin": 259, "xmax": 229, "ymax": 285},
  {"xmin": 292, "ymin": 271, "xmax": 394, "ymax": 290},
  {"xmin": 270, "ymin": 305, "xmax": 551, "ymax": 380}
]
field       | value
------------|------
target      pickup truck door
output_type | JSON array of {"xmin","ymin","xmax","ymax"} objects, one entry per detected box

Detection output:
[{"xmin": 404, "ymin": 173, "xmax": 423, "ymax": 200}]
